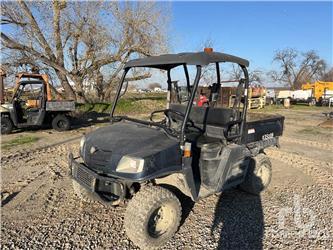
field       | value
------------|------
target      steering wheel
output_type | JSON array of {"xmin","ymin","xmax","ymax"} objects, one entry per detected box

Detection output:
[
  {"xmin": 150, "ymin": 109, "xmax": 195, "ymax": 127},
  {"xmin": 15, "ymin": 98, "xmax": 26, "ymax": 106},
  {"xmin": 164, "ymin": 109, "xmax": 185, "ymax": 121},
  {"xmin": 150, "ymin": 109, "xmax": 167, "ymax": 124}
]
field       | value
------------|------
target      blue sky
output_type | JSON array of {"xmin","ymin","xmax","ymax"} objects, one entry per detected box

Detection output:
[
  {"xmin": 2, "ymin": 1, "xmax": 331, "ymax": 72},
  {"xmin": 1, "ymin": 1, "xmax": 331, "ymax": 88},
  {"xmin": 170, "ymin": 1, "xmax": 333, "ymax": 71}
]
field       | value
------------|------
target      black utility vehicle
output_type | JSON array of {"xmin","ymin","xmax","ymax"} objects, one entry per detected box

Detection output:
[{"xmin": 69, "ymin": 50, "xmax": 284, "ymax": 249}]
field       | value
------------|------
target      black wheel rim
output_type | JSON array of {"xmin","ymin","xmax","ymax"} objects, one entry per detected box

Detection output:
[
  {"xmin": 147, "ymin": 203, "xmax": 176, "ymax": 238},
  {"xmin": 255, "ymin": 163, "xmax": 270, "ymax": 189},
  {"xmin": 57, "ymin": 120, "xmax": 66, "ymax": 128}
]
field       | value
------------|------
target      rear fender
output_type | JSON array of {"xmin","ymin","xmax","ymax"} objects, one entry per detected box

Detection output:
[{"xmin": 246, "ymin": 137, "xmax": 280, "ymax": 156}]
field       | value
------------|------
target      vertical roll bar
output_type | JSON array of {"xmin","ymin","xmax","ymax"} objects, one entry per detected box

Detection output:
[
  {"xmin": 216, "ymin": 62, "xmax": 220, "ymax": 84},
  {"xmin": 239, "ymin": 65, "xmax": 250, "ymax": 142},
  {"xmin": 110, "ymin": 68, "xmax": 129, "ymax": 119},
  {"xmin": 183, "ymin": 64, "xmax": 191, "ymax": 94},
  {"xmin": 180, "ymin": 65, "xmax": 202, "ymax": 146}
]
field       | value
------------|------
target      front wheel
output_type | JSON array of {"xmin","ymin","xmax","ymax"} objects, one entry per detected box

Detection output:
[
  {"xmin": 52, "ymin": 114, "xmax": 70, "ymax": 131},
  {"xmin": 124, "ymin": 185, "xmax": 182, "ymax": 249},
  {"xmin": 1, "ymin": 116, "xmax": 13, "ymax": 134},
  {"xmin": 239, "ymin": 153, "xmax": 272, "ymax": 195}
]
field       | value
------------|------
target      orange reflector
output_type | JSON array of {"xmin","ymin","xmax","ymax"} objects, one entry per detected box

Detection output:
[
  {"xmin": 184, "ymin": 142, "xmax": 191, "ymax": 157},
  {"xmin": 204, "ymin": 47, "xmax": 213, "ymax": 53}
]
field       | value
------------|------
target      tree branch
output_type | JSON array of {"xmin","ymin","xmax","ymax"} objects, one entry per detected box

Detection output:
[
  {"xmin": 1, "ymin": 32, "xmax": 68, "ymax": 75},
  {"xmin": 18, "ymin": 0, "xmax": 55, "ymax": 60},
  {"xmin": 52, "ymin": 0, "xmax": 65, "ymax": 65}
]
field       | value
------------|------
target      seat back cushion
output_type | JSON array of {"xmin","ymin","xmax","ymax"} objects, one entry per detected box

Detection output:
[{"xmin": 170, "ymin": 104, "xmax": 239, "ymax": 126}]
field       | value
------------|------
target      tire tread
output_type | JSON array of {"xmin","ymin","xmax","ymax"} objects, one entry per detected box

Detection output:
[
  {"xmin": 239, "ymin": 153, "xmax": 272, "ymax": 195},
  {"xmin": 124, "ymin": 185, "xmax": 182, "ymax": 249}
]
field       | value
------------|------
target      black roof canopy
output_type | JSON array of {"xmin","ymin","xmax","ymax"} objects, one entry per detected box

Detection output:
[
  {"xmin": 124, "ymin": 52, "xmax": 249, "ymax": 70},
  {"xmin": 18, "ymin": 80, "xmax": 43, "ymax": 85}
]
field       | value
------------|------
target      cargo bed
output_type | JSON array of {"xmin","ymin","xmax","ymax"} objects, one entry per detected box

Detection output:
[
  {"xmin": 243, "ymin": 113, "xmax": 284, "ymax": 144},
  {"xmin": 46, "ymin": 101, "xmax": 75, "ymax": 111}
]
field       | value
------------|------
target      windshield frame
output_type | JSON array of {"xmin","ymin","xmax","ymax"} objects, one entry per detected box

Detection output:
[{"xmin": 110, "ymin": 63, "xmax": 249, "ymax": 145}]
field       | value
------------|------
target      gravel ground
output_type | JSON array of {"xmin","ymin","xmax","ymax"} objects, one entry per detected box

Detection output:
[{"xmin": 1, "ymin": 109, "xmax": 332, "ymax": 249}]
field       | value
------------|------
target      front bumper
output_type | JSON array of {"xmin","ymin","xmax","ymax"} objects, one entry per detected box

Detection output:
[{"xmin": 68, "ymin": 153, "xmax": 126, "ymax": 202}]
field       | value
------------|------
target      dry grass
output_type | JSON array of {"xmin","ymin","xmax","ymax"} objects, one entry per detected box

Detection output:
[{"xmin": 2, "ymin": 136, "xmax": 40, "ymax": 150}]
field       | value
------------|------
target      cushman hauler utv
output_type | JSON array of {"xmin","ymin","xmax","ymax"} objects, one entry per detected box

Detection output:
[
  {"xmin": 0, "ymin": 72, "xmax": 75, "ymax": 134},
  {"xmin": 69, "ymin": 49, "xmax": 284, "ymax": 249}
]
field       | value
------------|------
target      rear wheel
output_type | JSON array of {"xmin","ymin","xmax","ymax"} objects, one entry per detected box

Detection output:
[
  {"xmin": 1, "ymin": 117, "xmax": 13, "ymax": 134},
  {"xmin": 124, "ymin": 185, "xmax": 182, "ymax": 249},
  {"xmin": 309, "ymin": 99, "xmax": 316, "ymax": 106},
  {"xmin": 52, "ymin": 114, "xmax": 70, "ymax": 131},
  {"xmin": 239, "ymin": 153, "xmax": 272, "ymax": 195}
]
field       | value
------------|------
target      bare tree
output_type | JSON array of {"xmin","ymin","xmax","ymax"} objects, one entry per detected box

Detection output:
[
  {"xmin": 197, "ymin": 38, "xmax": 221, "ymax": 84},
  {"xmin": 1, "ymin": 1, "xmax": 169, "ymax": 102},
  {"xmin": 270, "ymin": 48, "xmax": 326, "ymax": 90},
  {"xmin": 197, "ymin": 38, "xmax": 263, "ymax": 85},
  {"xmin": 320, "ymin": 68, "xmax": 333, "ymax": 82},
  {"xmin": 229, "ymin": 64, "xmax": 263, "ymax": 84}
]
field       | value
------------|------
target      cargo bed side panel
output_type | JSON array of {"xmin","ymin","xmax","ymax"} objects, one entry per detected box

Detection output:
[
  {"xmin": 242, "ymin": 116, "xmax": 284, "ymax": 144},
  {"xmin": 46, "ymin": 101, "xmax": 75, "ymax": 111}
]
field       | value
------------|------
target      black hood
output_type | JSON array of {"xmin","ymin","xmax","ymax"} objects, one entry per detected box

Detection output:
[{"xmin": 83, "ymin": 120, "xmax": 181, "ymax": 180}]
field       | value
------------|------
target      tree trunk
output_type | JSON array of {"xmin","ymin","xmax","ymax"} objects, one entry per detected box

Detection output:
[
  {"xmin": 71, "ymin": 75, "xmax": 87, "ymax": 103},
  {"xmin": 55, "ymin": 70, "xmax": 76, "ymax": 101},
  {"xmin": 96, "ymin": 71, "xmax": 105, "ymax": 101}
]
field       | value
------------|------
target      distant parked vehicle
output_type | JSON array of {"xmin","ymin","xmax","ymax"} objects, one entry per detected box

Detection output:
[
  {"xmin": 302, "ymin": 81, "xmax": 333, "ymax": 105},
  {"xmin": 265, "ymin": 89, "xmax": 276, "ymax": 105},
  {"xmin": 0, "ymin": 72, "xmax": 75, "ymax": 134},
  {"xmin": 319, "ymin": 90, "xmax": 333, "ymax": 106},
  {"xmin": 277, "ymin": 89, "xmax": 316, "ymax": 106},
  {"xmin": 290, "ymin": 89, "xmax": 316, "ymax": 106},
  {"xmin": 277, "ymin": 90, "xmax": 292, "ymax": 101}
]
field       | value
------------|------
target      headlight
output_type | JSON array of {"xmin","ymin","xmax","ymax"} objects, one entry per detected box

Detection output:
[
  {"xmin": 116, "ymin": 156, "xmax": 144, "ymax": 173},
  {"xmin": 80, "ymin": 136, "xmax": 86, "ymax": 153}
]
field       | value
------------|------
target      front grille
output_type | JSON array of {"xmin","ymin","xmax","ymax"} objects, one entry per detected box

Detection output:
[{"xmin": 74, "ymin": 164, "xmax": 96, "ymax": 190}]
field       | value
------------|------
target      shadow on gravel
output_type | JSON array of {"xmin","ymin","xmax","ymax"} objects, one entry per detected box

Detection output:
[
  {"xmin": 211, "ymin": 189, "xmax": 264, "ymax": 249},
  {"xmin": 159, "ymin": 184, "xmax": 195, "ymax": 227},
  {"xmin": 1, "ymin": 191, "xmax": 20, "ymax": 207},
  {"xmin": 71, "ymin": 111, "xmax": 110, "ymax": 129},
  {"xmin": 7, "ymin": 112, "xmax": 110, "ymax": 134}
]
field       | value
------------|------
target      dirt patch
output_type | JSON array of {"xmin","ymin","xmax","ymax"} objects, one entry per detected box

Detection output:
[{"xmin": 318, "ymin": 119, "xmax": 333, "ymax": 128}]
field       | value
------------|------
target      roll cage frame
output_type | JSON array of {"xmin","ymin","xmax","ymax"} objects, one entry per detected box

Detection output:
[{"xmin": 110, "ymin": 52, "xmax": 250, "ymax": 146}]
